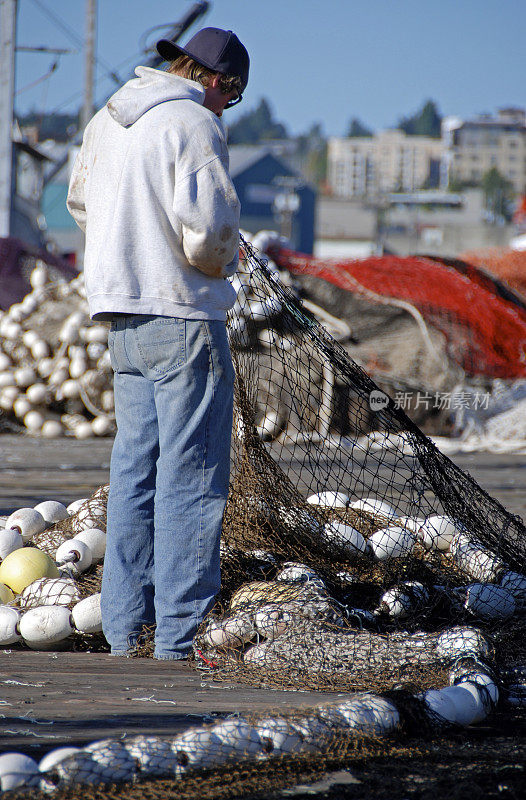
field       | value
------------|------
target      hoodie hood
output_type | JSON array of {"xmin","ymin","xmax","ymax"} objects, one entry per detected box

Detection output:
[{"xmin": 106, "ymin": 66, "xmax": 205, "ymax": 128}]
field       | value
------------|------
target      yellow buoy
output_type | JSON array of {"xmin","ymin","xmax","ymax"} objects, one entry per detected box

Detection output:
[
  {"xmin": 0, "ymin": 582, "xmax": 14, "ymax": 604},
  {"xmin": 0, "ymin": 548, "xmax": 59, "ymax": 594}
]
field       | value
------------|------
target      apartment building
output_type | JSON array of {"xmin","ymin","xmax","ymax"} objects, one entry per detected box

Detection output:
[
  {"xmin": 442, "ymin": 108, "xmax": 526, "ymax": 193},
  {"xmin": 328, "ymin": 130, "xmax": 443, "ymax": 198}
]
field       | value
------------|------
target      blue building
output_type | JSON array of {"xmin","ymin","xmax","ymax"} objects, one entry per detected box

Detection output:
[{"xmin": 229, "ymin": 145, "xmax": 316, "ymax": 254}]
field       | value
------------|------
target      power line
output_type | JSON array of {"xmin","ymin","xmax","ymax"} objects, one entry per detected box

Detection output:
[{"xmin": 27, "ymin": 0, "xmax": 122, "ymax": 86}]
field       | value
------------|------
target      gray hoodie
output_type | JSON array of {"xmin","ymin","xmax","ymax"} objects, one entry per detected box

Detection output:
[{"xmin": 67, "ymin": 67, "xmax": 240, "ymax": 321}]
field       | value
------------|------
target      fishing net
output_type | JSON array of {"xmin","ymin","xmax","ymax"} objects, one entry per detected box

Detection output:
[
  {"xmin": 265, "ymin": 243, "xmax": 526, "ymax": 379},
  {"xmin": 3, "ymin": 235, "xmax": 526, "ymax": 797}
]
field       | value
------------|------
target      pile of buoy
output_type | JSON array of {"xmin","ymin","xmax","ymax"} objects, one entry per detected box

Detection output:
[
  {"xmin": 0, "ymin": 261, "xmax": 114, "ymax": 438},
  {"xmin": 0, "ymin": 497, "xmax": 105, "ymax": 651},
  {"xmin": 198, "ymin": 491, "xmax": 526, "ymax": 672}
]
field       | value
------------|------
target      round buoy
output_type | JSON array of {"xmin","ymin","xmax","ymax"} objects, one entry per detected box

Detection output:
[{"xmin": 0, "ymin": 547, "xmax": 60, "ymax": 593}]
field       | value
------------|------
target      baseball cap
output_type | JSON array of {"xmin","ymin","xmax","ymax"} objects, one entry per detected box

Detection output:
[{"xmin": 156, "ymin": 27, "xmax": 249, "ymax": 105}]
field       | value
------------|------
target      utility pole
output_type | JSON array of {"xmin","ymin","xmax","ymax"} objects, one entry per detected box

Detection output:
[
  {"xmin": 80, "ymin": 0, "xmax": 96, "ymax": 133},
  {"xmin": 0, "ymin": 0, "xmax": 17, "ymax": 238}
]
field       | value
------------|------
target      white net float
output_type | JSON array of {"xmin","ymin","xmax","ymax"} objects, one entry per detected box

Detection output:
[
  {"xmin": 253, "ymin": 604, "xmax": 295, "ymax": 641},
  {"xmin": 449, "ymin": 534, "xmax": 504, "ymax": 582},
  {"xmin": 0, "ymin": 606, "xmax": 21, "ymax": 645},
  {"xmin": 307, "ymin": 491, "xmax": 349, "ymax": 508},
  {"xmin": 66, "ymin": 498, "xmax": 89, "ymax": 515},
  {"xmin": 350, "ymin": 498, "xmax": 397, "ymax": 519},
  {"xmin": 122, "ymin": 736, "xmax": 178, "ymax": 776},
  {"xmin": 33, "ymin": 500, "xmax": 69, "ymax": 525},
  {"xmin": 5, "ymin": 507, "xmax": 47, "ymax": 542},
  {"xmin": 71, "ymin": 593, "xmax": 102, "ymax": 634},
  {"xmin": 436, "ymin": 626, "xmax": 490, "ymax": 660},
  {"xmin": 253, "ymin": 717, "xmax": 303, "ymax": 758},
  {"xmin": 208, "ymin": 718, "xmax": 262, "ymax": 760},
  {"xmin": 499, "ymin": 570, "xmax": 526, "ymax": 607},
  {"xmin": 376, "ymin": 581, "xmax": 429, "ymax": 619},
  {"xmin": 73, "ymin": 528, "xmax": 106, "ymax": 561},
  {"xmin": 201, "ymin": 612, "xmax": 255, "ymax": 649},
  {"xmin": 19, "ymin": 605, "xmax": 74, "ymax": 649},
  {"xmin": 463, "ymin": 583, "xmax": 516, "ymax": 621},
  {"xmin": 56, "ymin": 539, "xmax": 93, "ymax": 572},
  {"xmin": 417, "ymin": 515, "xmax": 464, "ymax": 552},
  {"xmin": 83, "ymin": 739, "xmax": 136, "ymax": 782},
  {"xmin": 368, "ymin": 526, "xmax": 416, "ymax": 560},
  {"xmin": 323, "ymin": 520, "xmax": 367, "ymax": 555},
  {"xmin": 171, "ymin": 728, "xmax": 229, "ymax": 776},
  {"xmin": 0, "ymin": 752, "xmax": 40, "ymax": 792},
  {"xmin": 20, "ymin": 577, "xmax": 81, "ymax": 609},
  {"xmin": 0, "ymin": 527, "xmax": 23, "ymax": 559},
  {"xmin": 38, "ymin": 747, "xmax": 82, "ymax": 773}
]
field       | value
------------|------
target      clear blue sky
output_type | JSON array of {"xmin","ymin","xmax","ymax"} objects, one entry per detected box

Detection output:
[{"xmin": 13, "ymin": 0, "xmax": 526, "ymax": 137}]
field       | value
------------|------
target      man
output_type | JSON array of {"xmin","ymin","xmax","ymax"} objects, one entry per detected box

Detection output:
[{"xmin": 67, "ymin": 28, "xmax": 249, "ymax": 659}]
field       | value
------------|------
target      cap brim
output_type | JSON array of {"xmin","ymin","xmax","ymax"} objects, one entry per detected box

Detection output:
[{"xmin": 156, "ymin": 39, "xmax": 187, "ymax": 62}]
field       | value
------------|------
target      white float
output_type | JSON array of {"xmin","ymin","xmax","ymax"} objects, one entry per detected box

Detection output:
[
  {"xmin": 201, "ymin": 613, "xmax": 255, "ymax": 649},
  {"xmin": 33, "ymin": 500, "xmax": 69, "ymax": 524},
  {"xmin": 0, "ymin": 753, "xmax": 40, "ymax": 792},
  {"xmin": 307, "ymin": 491, "xmax": 349, "ymax": 508},
  {"xmin": 368, "ymin": 526, "xmax": 415, "ymax": 560},
  {"xmin": 0, "ymin": 606, "xmax": 22, "ymax": 645},
  {"xmin": 436, "ymin": 626, "xmax": 490, "ymax": 660},
  {"xmin": 500, "ymin": 571, "xmax": 526, "ymax": 607},
  {"xmin": 463, "ymin": 583, "xmax": 516, "ymax": 621},
  {"xmin": 20, "ymin": 577, "xmax": 80, "ymax": 609},
  {"xmin": 436, "ymin": 684, "xmax": 485, "ymax": 726},
  {"xmin": 335, "ymin": 695, "xmax": 400, "ymax": 734},
  {"xmin": 171, "ymin": 728, "xmax": 229, "ymax": 775},
  {"xmin": 123, "ymin": 736, "xmax": 177, "ymax": 776},
  {"xmin": 84, "ymin": 739, "xmax": 136, "ymax": 782},
  {"xmin": 210, "ymin": 718, "xmax": 262, "ymax": 759},
  {"xmin": 19, "ymin": 605, "xmax": 74, "ymax": 649},
  {"xmin": 422, "ymin": 688, "xmax": 458, "ymax": 724},
  {"xmin": 417, "ymin": 515, "xmax": 463, "ymax": 552},
  {"xmin": 0, "ymin": 527, "xmax": 23, "ymax": 559},
  {"xmin": 5, "ymin": 507, "xmax": 47, "ymax": 542},
  {"xmin": 350, "ymin": 498, "xmax": 397, "ymax": 519},
  {"xmin": 39, "ymin": 747, "xmax": 82, "ymax": 773},
  {"xmin": 253, "ymin": 717, "xmax": 303, "ymax": 757},
  {"xmin": 71, "ymin": 594, "xmax": 103, "ymax": 634},
  {"xmin": 253, "ymin": 605, "xmax": 294, "ymax": 641},
  {"xmin": 323, "ymin": 520, "xmax": 366, "ymax": 555},
  {"xmin": 275, "ymin": 563, "xmax": 322, "ymax": 584},
  {"xmin": 449, "ymin": 534, "xmax": 503, "ymax": 582},
  {"xmin": 376, "ymin": 581, "xmax": 428, "ymax": 618},
  {"xmin": 56, "ymin": 539, "xmax": 93, "ymax": 572},
  {"xmin": 67, "ymin": 498, "xmax": 89, "ymax": 515},
  {"xmin": 73, "ymin": 528, "xmax": 106, "ymax": 561}
]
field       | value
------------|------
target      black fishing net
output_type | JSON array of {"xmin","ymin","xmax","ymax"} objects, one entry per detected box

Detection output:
[{"xmin": 186, "ymin": 235, "xmax": 526, "ymax": 694}]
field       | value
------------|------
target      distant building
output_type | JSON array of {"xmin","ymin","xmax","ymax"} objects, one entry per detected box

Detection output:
[
  {"xmin": 327, "ymin": 130, "xmax": 443, "ymax": 198},
  {"xmin": 442, "ymin": 108, "xmax": 526, "ymax": 192},
  {"xmin": 229, "ymin": 145, "xmax": 316, "ymax": 254}
]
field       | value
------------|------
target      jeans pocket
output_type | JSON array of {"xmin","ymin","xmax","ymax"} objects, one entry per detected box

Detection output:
[{"xmin": 135, "ymin": 317, "xmax": 186, "ymax": 376}]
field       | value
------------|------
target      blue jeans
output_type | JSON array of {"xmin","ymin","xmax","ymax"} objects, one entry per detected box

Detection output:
[{"xmin": 101, "ymin": 315, "xmax": 234, "ymax": 659}]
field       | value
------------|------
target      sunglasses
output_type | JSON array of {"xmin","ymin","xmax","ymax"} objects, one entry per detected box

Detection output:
[{"xmin": 225, "ymin": 92, "xmax": 242, "ymax": 109}]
